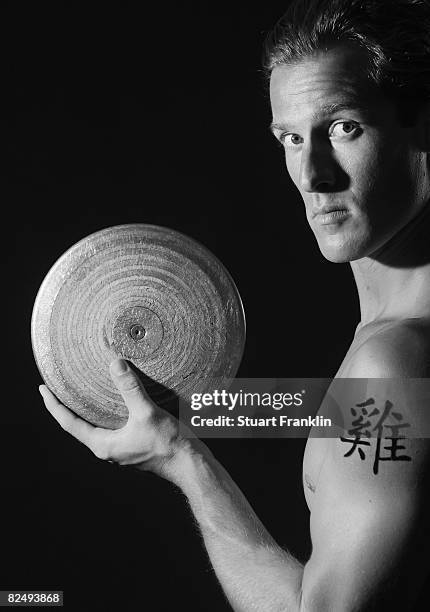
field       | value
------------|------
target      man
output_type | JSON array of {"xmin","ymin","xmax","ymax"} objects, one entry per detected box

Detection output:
[{"xmin": 40, "ymin": 0, "xmax": 430, "ymax": 610}]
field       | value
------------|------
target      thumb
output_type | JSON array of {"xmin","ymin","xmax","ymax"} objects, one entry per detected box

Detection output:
[{"xmin": 110, "ymin": 358, "xmax": 153, "ymax": 421}]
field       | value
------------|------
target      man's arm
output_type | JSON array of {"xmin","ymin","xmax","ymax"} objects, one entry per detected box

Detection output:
[
  {"xmin": 301, "ymin": 433, "xmax": 428, "ymax": 611},
  {"xmin": 167, "ymin": 442, "xmax": 304, "ymax": 612},
  {"xmin": 160, "ymin": 400, "xmax": 429, "ymax": 611},
  {"xmin": 302, "ymin": 330, "xmax": 430, "ymax": 610},
  {"xmin": 39, "ymin": 357, "xmax": 429, "ymax": 611}
]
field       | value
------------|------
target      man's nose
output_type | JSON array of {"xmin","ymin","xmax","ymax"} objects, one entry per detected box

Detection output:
[{"xmin": 299, "ymin": 143, "xmax": 336, "ymax": 193}]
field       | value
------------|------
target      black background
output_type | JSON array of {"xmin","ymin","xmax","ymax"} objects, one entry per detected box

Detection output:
[{"xmin": 7, "ymin": 1, "xmax": 414, "ymax": 610}]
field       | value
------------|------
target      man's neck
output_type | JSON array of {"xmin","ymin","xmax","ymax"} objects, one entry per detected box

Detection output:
[{"xmin": 350, "ymin": 204, "xmax": 430, "ymax": 329}]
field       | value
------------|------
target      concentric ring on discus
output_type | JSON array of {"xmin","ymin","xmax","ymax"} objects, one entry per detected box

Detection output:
[{"xmin": 31, "ymin": 224, "xmax": 246, "ymax": 429}]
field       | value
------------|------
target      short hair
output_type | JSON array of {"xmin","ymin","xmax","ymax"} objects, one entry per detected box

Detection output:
[{"xmin": 263, "ymin": 0, "xmax": 430, "ymax": 125}]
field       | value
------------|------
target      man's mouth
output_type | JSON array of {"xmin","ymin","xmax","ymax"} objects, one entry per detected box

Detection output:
[
  {"xmin": 312, "ymin": 204, "xmax": 348, "ymax": 218},
  {"xmin": 312, "ymin": 206, "xmax": 350, "ymax": 225}
]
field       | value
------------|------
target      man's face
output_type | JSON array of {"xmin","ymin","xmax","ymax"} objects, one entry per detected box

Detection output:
[{"xmin": 269, "ymin": 44, "xmax": 427, "ymax": 262}]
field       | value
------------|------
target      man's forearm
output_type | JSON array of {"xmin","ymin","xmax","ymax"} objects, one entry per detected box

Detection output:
[{"xmin": 161, "ymin": 440, "xmax": 304, "ymax": 612}]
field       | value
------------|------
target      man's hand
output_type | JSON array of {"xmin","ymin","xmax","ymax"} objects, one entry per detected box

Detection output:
[{"xmin": 39, "ymin": 357, "xmax": 184, "ymax": 477}]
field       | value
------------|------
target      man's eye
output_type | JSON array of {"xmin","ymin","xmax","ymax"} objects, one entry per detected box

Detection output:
[
  {"xmin": 280, "ymin": 133, "xmax": 303, "ymax": 147},
  {"xmin": 329, "ymin": 121, "xmax": 361, "ymax": 138}
]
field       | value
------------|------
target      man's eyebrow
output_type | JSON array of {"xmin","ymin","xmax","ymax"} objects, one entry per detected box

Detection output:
[
  {"xmin": 269, "ymin": 122, "xmax": 289, "ymax": 134},
  {"xmin": 318, "ymin": 100, "xmax": 369, "ymax": 116},
  {"xmin": 269, "ymin": 100, "xmax": 369, "ymax": 134}
]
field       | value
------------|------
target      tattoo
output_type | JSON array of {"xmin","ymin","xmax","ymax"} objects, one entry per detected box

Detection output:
[{"xmin": 339, "ymin": 398, "xmax": 412, "ymax": 475}]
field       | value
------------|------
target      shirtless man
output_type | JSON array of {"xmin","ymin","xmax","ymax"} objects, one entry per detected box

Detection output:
[{"xmin": 39, "ymin": 1, "xmax": 430, "ymax": 610}]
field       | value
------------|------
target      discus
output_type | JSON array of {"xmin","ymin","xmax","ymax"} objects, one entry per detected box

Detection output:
[{"xmin": 31, "ymin": 224, "xmax": 246, "ymax": 428}]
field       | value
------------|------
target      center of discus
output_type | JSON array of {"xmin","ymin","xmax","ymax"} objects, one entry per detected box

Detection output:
[
  {"xmin": 130, "ymin": 324, "xmax": 146, "ymax": 341},
  {"xmin": 112, "ymin": 305, "xmax": 164, "ymax": 359}
]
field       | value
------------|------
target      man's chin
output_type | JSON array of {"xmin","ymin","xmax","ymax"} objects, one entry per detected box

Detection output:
[
  {"xmin": 316, "ymin": 236, "xmax": 368, "ymax": 263},
  {"xmin": 319, "ymin": 249, "xmax": 354, "ymax": 263}
]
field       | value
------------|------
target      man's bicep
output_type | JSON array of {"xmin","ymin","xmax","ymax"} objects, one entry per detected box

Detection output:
[{"xmin": 300, "ymin": 436, "xmax": 428, "ymax": 611}]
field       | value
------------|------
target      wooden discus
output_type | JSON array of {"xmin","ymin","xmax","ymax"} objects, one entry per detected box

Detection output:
[{"xmin": 31, "ymin": 224, "xmax": 245, "ymax": 429}]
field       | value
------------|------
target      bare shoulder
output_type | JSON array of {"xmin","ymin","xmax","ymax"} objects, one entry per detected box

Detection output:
[{"xmin": 341, "ymin": 317, "xmax": 430, "ymax": 377}]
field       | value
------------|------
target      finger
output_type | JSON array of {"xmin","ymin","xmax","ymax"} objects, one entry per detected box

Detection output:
[
  {"xmin": 39, "ymin": 385, "xmax": 98, "ymax": 447},
  {"xmin": 109, "ymin": 358, "xmax": 153, "ymax": 422}
]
